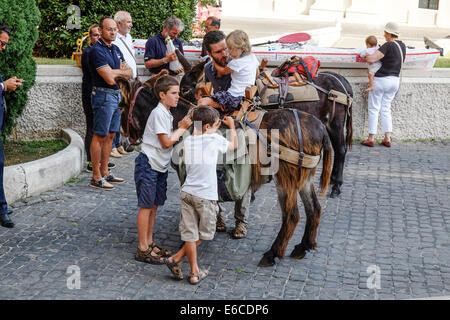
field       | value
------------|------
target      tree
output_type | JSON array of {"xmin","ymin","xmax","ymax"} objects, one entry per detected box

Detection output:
[
  {"xmin": 34, "ymin": 0, "xmax": 218, "ymax": 58},
  {"xmin": 0, "ymin": 0, "xmax": 41, "ymax": 138}
]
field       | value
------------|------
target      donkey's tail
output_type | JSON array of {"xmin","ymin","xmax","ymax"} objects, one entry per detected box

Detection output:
[{"xmin": 320, "ymin": 128, "xmax": 333, "ymax": 197}]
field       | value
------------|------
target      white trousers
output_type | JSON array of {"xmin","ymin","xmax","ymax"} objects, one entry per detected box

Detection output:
[{"xmin": 367, "ymin": 76, "xmax": 399, "ymax": 134}]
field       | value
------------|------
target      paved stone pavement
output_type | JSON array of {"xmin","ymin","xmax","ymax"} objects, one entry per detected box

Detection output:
[{"xmin": 1, "ymin": 142, "xmax": 449, "ymax": 300}]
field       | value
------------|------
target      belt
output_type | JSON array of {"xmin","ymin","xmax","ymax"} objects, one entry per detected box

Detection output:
[{"xmin": 93, "ymin": 86, "xmax": 121, "ymax": 95}]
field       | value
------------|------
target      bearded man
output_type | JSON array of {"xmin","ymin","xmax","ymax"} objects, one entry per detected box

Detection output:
[{"xmin": 198, "ymin": 30, "xmax": 252, "ymax": 239}]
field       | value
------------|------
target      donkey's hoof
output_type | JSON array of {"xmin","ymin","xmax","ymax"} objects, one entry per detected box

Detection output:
[
  {"xmin": 258, "ymin": 255, "xmax": 276, "ymax": 267},
  {"xmin": 290, "ymin": 245, "xmax": 307, "ymax": 260},
  {"xmin": 330, "ymin": 186, "xmax": 341, "ymax": 198}
]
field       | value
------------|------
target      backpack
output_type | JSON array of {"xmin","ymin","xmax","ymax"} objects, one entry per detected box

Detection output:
[{"xmin": 272, "ymin": 56, "xmax": 320, "ymax": 82}]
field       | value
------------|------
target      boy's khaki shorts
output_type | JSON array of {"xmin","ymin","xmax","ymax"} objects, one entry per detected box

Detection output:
[{"xmin": 179, "ymin": 191, "xmax": 219, "ymax": 242}]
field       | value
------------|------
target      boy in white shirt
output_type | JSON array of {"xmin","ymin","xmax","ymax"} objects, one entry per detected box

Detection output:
[
  {"xmin": 358, "ymin": 35, "xmax": 382, "ymax": 92},
  {"xmin": 134, "ymin": 76, "xmax": 192, "ymax": 264},
  {"xmin": 165, "ymin": 106, "xmax": 238, "ymax": 284}
]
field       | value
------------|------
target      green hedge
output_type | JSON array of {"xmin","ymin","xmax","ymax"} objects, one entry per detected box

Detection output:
[
  {"xmin": 0, "ymin": 0, "xmax": 41, "ymax": 138},
  {"xmin": 35, "ymin": 0, "xmax": 215, "ymax": 58}
]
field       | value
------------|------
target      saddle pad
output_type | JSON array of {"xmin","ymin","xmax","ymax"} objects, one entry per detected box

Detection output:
[{"xmin": 256, "ymin": 78, "xmax": 319, "ymax": 106}]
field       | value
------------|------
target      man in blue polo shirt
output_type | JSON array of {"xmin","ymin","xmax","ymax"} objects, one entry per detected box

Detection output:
[
  {"xmin": 0, "ymin": 22, "xmax": 23, "ymax": 228},
  {"xmin": 89, "ymin": 16, "xmax": 132, "ymax": 190},
  {"xmin": 144, "ymin": 16, "xmax": 185, "ymax": 76}
]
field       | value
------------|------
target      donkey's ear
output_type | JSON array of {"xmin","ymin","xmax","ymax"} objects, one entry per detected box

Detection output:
[
  {"xmin": 191, "ymin": 57, "xmax": 210, "ymax": 77},
  {"xmin": 176, "ymin": 49, "xmax": 192, "ymax": 73},
  {"xmin": 115, "ymin": 77, "xmax": 132, "ymax": 107}
]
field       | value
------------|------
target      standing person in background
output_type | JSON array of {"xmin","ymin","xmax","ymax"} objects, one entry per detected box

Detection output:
[
  {"xmin": 144, "ymin": 16, "xmax": 185, "ymax": 76},
  {"xmin": 89, "ymin": 17, "xmax": 132, "ymax": 189},
  {"xmin": 0, "ymin": 22, "xmax": 23, "ymax": 228},
  {"xmin": 82, "ymin": 24, "xmax": 117, "ymax": 173},
  {"xmin": 200, "ymin": 16, "xmax": 220, "ymax": 58},
  {"xmin": 111, "ymin": 10, "xmax": 137, "ymax": 158},
  {"xmin": 361, "ymin": 22, "xmax": 406, "ymax": 148}
]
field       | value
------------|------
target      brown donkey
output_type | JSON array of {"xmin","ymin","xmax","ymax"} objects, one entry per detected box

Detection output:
[{"xmin": 116, "ymin": 67, "xmax": 333, "ymax": 267}]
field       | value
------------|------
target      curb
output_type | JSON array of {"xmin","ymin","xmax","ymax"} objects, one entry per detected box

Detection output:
[{"xmin": 4, "ymin": 128, "xmax": 86, "ymax": 204}]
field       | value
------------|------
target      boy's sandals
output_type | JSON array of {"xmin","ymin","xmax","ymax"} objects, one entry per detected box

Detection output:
[
  {"xmin": 135, "ymin": 247, "xmax": 165, "ymax": 265},
  {"xmin": 216, "ymin": 211, "xmax": 226, "ymax": 232},
  {"xmin": 188, "ymin": 269, "xmax": 209, "ymax": 285},
  {"xmin": 166, "ymin": 257, "xmax": 183, "ymax": 280},
  {"xmin": 231, "ymin": 222, "xmax": 247, "ymax": 239},
  {"xmin": 150, "ymin": 242, "xmax": 171, "ymax": 258}
]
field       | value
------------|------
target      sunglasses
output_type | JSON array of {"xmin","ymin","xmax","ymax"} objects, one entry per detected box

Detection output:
[{"xmin": 0, "ymin": 40, "xmax": 7, "ymax": 48}]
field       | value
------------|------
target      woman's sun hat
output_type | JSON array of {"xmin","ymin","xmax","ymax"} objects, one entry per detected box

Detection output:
[{"xmin": 384, "ymin": 22, "xmax": 400, "ymax": 36}]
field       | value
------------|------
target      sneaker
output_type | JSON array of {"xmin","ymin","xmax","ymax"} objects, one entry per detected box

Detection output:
[
  {"xmin": 104, "ymin": 174, "xmax": 125, "ymax": 183},
  {"xmin": 90, "ymin": 178, "xmax": 115, "ymax": 190},
  {"xmin": 110, "ymin": 148, "xmax": 122, "ymax": 158},
  {"xmin": 108, "ymin": 162, "xmax": 116, "ymax": 169},
  {"xmin": 117, "ymin": 146, "xmax": 130, "ymax": 155}
]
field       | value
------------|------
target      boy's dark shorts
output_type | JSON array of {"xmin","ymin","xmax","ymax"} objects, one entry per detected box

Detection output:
[{"xmin": 134, "ymin": 153, "xmax": 168, "ymax": 208}]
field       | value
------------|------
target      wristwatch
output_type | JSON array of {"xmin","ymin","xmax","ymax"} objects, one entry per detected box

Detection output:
[{"xmin": 162, "ymin": 57, "xmax": 167, "ymax": 64}]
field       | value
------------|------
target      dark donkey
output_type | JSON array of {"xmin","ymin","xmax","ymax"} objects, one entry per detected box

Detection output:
[
  {"xmin": 282, "ymin": 71, "xmax": 354, "ymax": 198},
  {"xmin": 181, "ymin": 62, "xmax": 353, "ymax": 198},
  {"xmin": 116, "ymin": 63, "xmax": 333, "ymax": 267}
]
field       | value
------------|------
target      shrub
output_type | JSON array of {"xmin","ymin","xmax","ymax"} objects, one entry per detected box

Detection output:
[
  {"xmin": 34, "ymin": 0, "xmax": 217, "ymax": 58},
  {"xmin": 0, "ymin": 0, "xmax": 41, "ymax": 138}
]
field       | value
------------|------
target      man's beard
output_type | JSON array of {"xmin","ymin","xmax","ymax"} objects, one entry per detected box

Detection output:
[{"xmin": 212, "ymin": 55, "xmax": 228, "ymax": 67}]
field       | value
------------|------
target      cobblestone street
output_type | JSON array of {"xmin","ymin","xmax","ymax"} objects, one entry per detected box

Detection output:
[{"xmin": 1, "ymin": 142, "xmax": 449, "ymax": 300}]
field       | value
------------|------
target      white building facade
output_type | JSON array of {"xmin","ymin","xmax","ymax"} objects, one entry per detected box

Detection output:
[{"xmin": 222, "ymin": 0, "xmax": 450, "ymax": 28}]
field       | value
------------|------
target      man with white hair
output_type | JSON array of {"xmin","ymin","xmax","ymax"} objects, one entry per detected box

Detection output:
[
  {"xmin": 111, "ymin": 11, "xmax": 136, "ymax": 157},
  {"xmin": 144, "ymin": 15, "xmax": 185, "ymax": 75},
  {"xmin": 113, "ymin": 11, "xmax": 136, "ymax": 79}
]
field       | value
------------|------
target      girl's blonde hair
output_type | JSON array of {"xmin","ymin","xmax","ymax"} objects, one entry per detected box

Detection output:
[{"xmin": 226, "ymin": 29, "xmax": 251, "ymax": 55}]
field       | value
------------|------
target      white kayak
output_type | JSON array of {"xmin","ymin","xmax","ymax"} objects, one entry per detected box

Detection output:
[{"xmin": 133, "ymin": 39, "xmax": 441, "ymax": 70}]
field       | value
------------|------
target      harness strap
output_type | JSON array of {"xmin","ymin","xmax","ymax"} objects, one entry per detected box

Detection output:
[
  {"xmin": 243, "ymin": 119, "xmax": 271, "ymax": 153},
  {"xmin": 290, "ymin": 109, "xmax": 304, "ymax": 180}
]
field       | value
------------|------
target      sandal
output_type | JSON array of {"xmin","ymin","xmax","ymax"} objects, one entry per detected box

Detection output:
[
  {"xmin": 216, "ymin": 211, "xmax": 226, "ymax": 232},
  {"xmin": 166, "ymin": 257, "xmax": 183, "ymax": 280},
  {"xmin": 361, "ymin": 140, "xmax": 375, "ymax": 147},
  {"xmin": 231, "ymin": 222, "xmax": 247, "ymax": 239},
  {"xmin": 135, "ymin": 247, "xmax": 165, "ymax": 265},
  {"xmin": 150, "ymin": 242, "xmax": 172, "ymax": 258},
  {"xmin": 188, "ymin": 269, "xmax": 208, "ymax": 285}
]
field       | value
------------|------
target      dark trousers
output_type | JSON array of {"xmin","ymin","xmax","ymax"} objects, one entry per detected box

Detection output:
[
  {"xmin": 82, "ymin": 95, "xmax": 93, "ymax": 162},
  {"xmin": 0, "ymin": 138, "xmax": 8, "ymax": 215},
  {"xmin": 113, "ymin": 131, "xmax": 120, "ymax": 149}
]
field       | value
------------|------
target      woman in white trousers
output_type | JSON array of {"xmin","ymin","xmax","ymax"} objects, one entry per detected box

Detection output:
[{"xmin": 361, "ymin": 22, "xmax": 406, "ymax": 148}]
